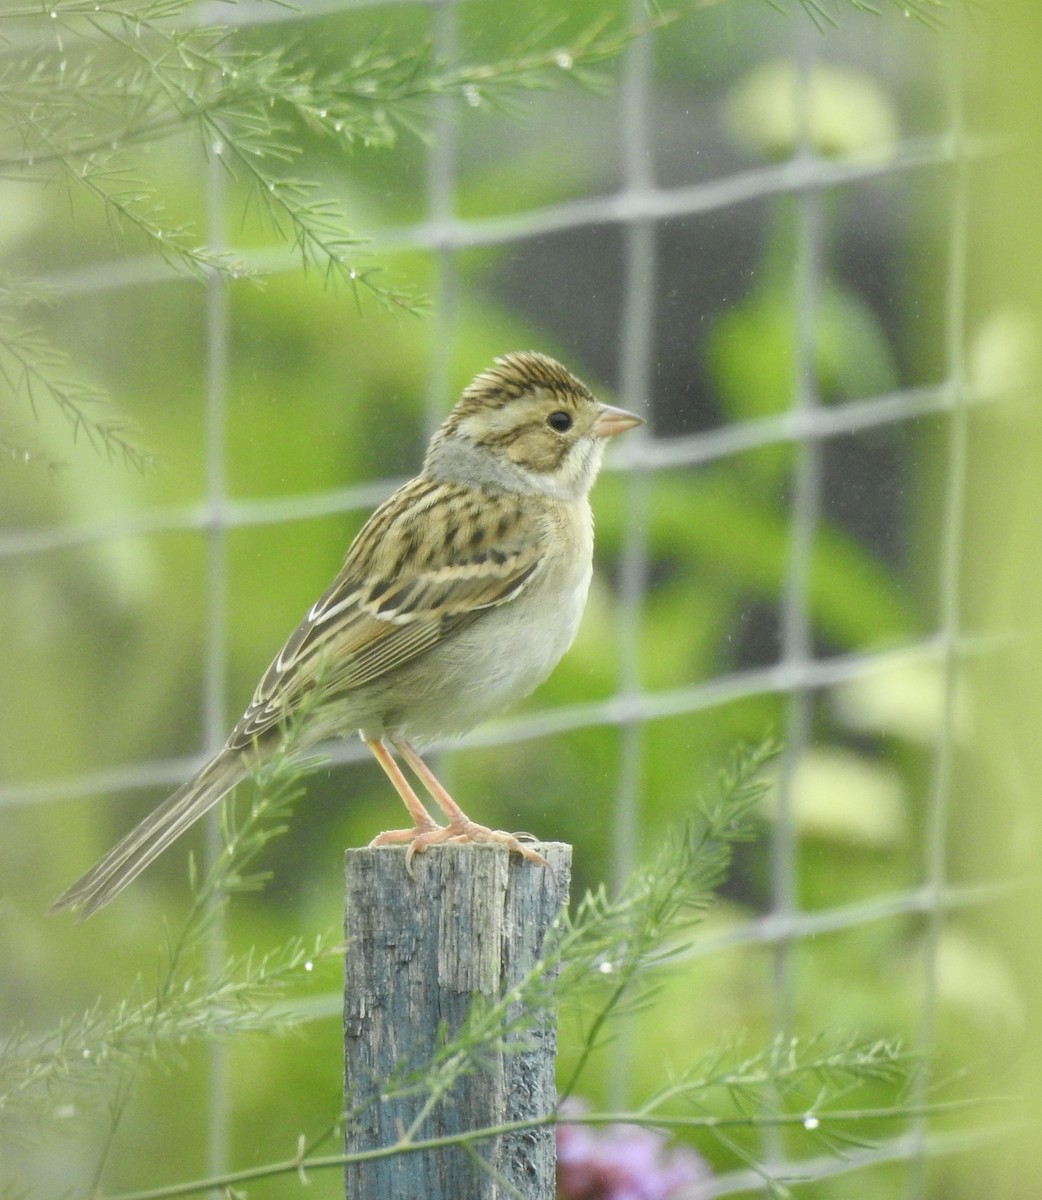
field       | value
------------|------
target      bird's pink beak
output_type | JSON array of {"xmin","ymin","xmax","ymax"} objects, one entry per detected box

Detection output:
[{"xmin": 592, "ymin": 404, "xmax": 643, "ymax": 439}]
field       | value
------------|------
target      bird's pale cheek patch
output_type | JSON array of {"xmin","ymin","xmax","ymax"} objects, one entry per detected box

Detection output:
[{"xmin": 505, "ymin": 429, "xmax": 569, "ymax": 474}]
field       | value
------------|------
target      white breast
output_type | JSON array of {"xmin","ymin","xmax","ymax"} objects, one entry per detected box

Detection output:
[{"xmin": 376, "ymin": 499, "xmax": 595, "ymax": 746}]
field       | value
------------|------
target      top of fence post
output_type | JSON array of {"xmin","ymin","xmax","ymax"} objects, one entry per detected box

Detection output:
[{"xmin": 343, "ymin": 841, "xmax": 572, "ymax": 1200}]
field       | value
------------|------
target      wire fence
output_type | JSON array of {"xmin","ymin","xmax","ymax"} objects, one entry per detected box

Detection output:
[{"xmin": 1, "ymin": 1, "xmax": 978, "ymax": 1197}]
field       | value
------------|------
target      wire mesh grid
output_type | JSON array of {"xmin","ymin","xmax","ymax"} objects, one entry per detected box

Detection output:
[{"xmin": 0, "ymin": 1, "xmax": 978, "ymax": 1197}]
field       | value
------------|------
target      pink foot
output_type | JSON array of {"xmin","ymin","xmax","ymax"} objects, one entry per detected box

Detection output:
[{"xmin": 371, "ymin": 819, "xmax": 546, "ymax": 877}]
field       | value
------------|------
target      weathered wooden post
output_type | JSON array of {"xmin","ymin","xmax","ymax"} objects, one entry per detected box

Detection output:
[{"xmin": 343, "ymin": 842, "xmax": 571, "ymax": 1199}]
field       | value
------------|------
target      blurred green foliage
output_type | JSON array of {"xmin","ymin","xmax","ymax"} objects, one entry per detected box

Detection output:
[
  {"xmin": 0, "ymin": 2, "xmax": 1004, "ymax": 1198},
  {"xmin": 958, "ymin": 4, "xmax": 1042, "ymax": 1197}
]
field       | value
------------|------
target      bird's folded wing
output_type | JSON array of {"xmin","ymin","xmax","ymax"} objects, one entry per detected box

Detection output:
[{"xmin": 227, "ymin": 513, "xmax": 546, "ymax": 749}]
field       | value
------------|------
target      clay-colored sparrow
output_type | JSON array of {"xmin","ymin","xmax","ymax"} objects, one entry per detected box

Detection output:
[{"xmin": 52, "ymin": 351, "xmax": 641, "ymax": 918}]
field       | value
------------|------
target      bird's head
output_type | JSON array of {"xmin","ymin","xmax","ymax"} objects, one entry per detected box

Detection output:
[{"xmin": 425, "ymin": 351, "xmax": 642, "ymax": 498}]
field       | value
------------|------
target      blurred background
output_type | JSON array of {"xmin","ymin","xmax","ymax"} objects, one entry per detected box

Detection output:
[{"xmin": 1, "ymin": 1, "xmax": 1031, "ymax": 1197}]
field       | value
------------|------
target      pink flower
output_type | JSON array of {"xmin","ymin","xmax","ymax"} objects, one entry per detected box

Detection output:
[{"xmin": 556, "ymin": 1100, "xmax": 711, "ymax": 1200}]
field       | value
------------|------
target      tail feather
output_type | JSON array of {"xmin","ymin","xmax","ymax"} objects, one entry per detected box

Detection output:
[{"xmin": 50, "ymin": 749, "xmax": 247, "ymax": 920}]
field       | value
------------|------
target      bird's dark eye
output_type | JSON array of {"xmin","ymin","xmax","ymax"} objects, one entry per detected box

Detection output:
[{"xmin": 546, "ymin": 410, "xmax": 572, "ymax": 433}]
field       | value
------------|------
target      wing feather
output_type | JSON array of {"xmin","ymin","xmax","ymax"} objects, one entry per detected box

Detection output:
[{"xmin": 227, "ymin": 479, "xmax": 546, "ymax": 749}]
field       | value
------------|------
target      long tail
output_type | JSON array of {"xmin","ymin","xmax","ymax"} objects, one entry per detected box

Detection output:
[{"xmin": 50, "ymin": 747, "xmax": 247, "ymax": 920}]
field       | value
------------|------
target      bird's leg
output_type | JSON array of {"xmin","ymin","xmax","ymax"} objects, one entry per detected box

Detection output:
[
  {"xmin": 366, "ymin": 738, "xmax": 444, "ymax": 855},
  {"xmin": 393, "ymin": 740, "xmax": 470, "ymax": 827},
  {"xmin": 393, "ymin": 739, "xmax": 547, "ymax": 872}
]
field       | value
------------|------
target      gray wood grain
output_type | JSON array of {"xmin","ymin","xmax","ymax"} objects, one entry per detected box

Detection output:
[{"xmin": 343, "ymin": 842, "xmax": 571, "ymax": 1200}]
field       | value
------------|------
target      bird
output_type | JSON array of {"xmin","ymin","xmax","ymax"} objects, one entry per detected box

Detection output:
[{"xmin": 51, "ymin": 351, "xmax": 642, "ymax": 919}]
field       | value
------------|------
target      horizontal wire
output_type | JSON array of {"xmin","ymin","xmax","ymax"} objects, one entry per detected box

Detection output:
[
  {"xmin": 0, "ymin": 381, "xmax": 980, "ymax": 561},
  {"xmin": 698, "ymin": 1126, "xmax": 1003, "ymax": 1200},
  {"xmin": 254, "ymin": 877, "xmax": 1012, "ymax": 1028},
  {"xmin": 42, "ymin": 132, "xmax": 980, "ymax": 299},
  {"xmin": 1, "ymin": 635, "xmax": 954, "ymax": 810},
  {"xmin": 191, "ymin": 0, "xmax": 441, "ymax": 25},
  {"xmin": 677, "ymin": 879, "xmax": 1010, "ymax": 963},
  {"xmin": 0, "ymin": 477, "xmax": 397, "ymax": 559}
]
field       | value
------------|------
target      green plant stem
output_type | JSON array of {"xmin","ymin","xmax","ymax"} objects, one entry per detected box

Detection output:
[{"xmin": 100, "ymin": 1098, "xmax": 1002, "ymax": 1200}]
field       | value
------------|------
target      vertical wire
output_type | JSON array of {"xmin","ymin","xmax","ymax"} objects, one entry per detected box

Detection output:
[
  {"xmin": 764, "ymin": 24, "xmax": 825, "ymax": 1180},
  {"xmin": 426, "ymin": 0, "xmax": 460, "ymax": 797},
  {"xmin": 774, "ymin": 24, "xmax": 825, "ymax": 1020},
  {"xmin": 202, "ymin": 138, "xmax": 231, "ymax": 1184},
  {"xmin": 906, "ymin": 29, "xmax": 970, "ymax": 1200},
  {"xmin": 426, "ymin": 0, "xmax": 460, "ymax": 431},
  {"xmin": 606, "ymin": 1, "xmax": 656, "ymax": 1110}
]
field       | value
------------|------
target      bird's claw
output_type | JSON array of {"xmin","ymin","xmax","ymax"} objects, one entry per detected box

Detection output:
[{"xmin": 394, "ymin": 820, "xmax": 549, "ymax": 876}]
